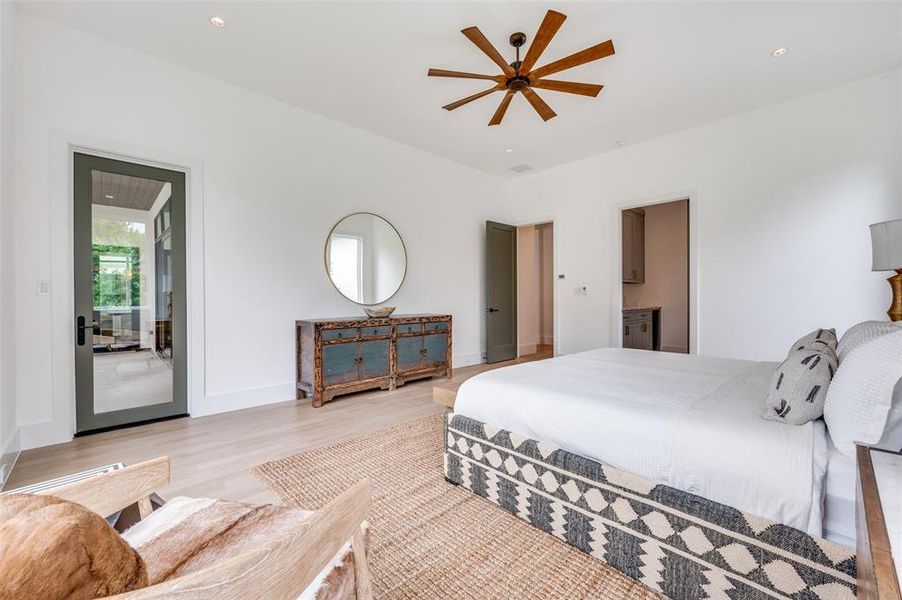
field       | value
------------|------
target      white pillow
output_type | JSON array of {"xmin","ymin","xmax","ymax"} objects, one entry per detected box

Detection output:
[
  {"xmin": 825, "ymin": 328, "xmax": 902, "ymax": 456},
  {"xmin": 837, "ymin": 320, "xmax": 902, "ymax": 363}
]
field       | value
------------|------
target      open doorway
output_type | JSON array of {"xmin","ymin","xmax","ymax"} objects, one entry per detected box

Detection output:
[
  {"xmin": 517, "ymin": 222, "xmax": 554, "ymax": 359},
  {"xmin": 621, "ymin": 200, "xmax": 689, "ymax": 353}
]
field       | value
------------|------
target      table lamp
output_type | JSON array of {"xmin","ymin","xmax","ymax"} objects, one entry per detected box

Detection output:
[{"xmin": 871, "ymin": 218, "xmax": 902, "ymax": 321}]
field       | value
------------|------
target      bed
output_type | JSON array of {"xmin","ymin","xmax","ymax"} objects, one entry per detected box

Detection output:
[{"xmin": 443, "ymin": 348, "xmax": 857, "ymax": 599}]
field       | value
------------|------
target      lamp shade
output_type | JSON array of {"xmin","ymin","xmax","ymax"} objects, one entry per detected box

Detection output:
[{"xmin": 870, "ymin": 219, "xmax": 902, "ymax": 271}]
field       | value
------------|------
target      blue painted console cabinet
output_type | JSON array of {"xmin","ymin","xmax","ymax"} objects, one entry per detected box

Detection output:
[{"xmin": 296, "ymin": 314, "xmax": 452, "ymax": 407}]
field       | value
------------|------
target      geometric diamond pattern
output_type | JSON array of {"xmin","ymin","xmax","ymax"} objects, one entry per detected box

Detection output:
[
  {"xmin": 583, "ymin": 488, "xmax": 608, "ymax": 512},
  {"xmin": 444, "ymin": 414, "xmax": 858, "ymax": 600},
  {"xmin": 763, "ymin": 560, "xmax": 807, "ymax": 595},
  {"xmin": 717, "ymin": 543, "xmax": 759, "ymax": 575},
  {"xmin": 679, "ymin": 525, "xmax": 715, "ymax": 555},
  {"xmin": 611, "ymin": 498, "xmax": 638, "ymax": 524},
  {"xmin": 641, "ymin": 510, "xmax": 675, "ymax": 539}
]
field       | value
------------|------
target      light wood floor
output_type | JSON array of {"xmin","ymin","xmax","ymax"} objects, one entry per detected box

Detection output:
[{"xmin": 8, "ymin": 346, "xmax": 553, "ymax": 504}]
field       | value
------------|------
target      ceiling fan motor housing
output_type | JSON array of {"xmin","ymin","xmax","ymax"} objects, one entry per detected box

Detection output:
[
  {"xmin": 509, "ymin": 32, "xmax": 527, "ymax": 48},
  {"xmin": 507, "ymin": 76, "xmax": 530, "ymax": 91}
]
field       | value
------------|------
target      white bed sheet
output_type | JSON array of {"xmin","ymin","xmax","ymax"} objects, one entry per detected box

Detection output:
[
  {"xmin": 823, "ymin": 437, "xmax": 857, "ymax": 546},
  {"xmin": 454, "ymin": 348, "xmax": 828, "ymax": 535}
]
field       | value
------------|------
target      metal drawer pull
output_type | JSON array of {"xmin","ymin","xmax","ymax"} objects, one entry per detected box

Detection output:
[
  {"xmin": 419, "ymin": 347, "xmax": 428, "ymax": 356},
  {"xmin": 641, "ymin": 323, "xmax": 648, "ymax": 333}
]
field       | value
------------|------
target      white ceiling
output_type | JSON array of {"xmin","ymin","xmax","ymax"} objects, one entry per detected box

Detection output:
[{"xmin": 19, "ymin": 1, "xmax": 902, "ymax": 176}]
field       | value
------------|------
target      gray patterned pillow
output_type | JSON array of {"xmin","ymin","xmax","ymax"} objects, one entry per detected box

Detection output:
[
  {"xmin": 764, "ymin": 347, "xmax": 838, "ymax": 425},
  {"xmin": 789, "ymin": 328, "xmax": 837, "ymax": 354}
]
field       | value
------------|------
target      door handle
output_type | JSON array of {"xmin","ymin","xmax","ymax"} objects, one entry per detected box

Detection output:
[
  {"xmin": 486, "ymin": 308, "xmax": 500, "ymax": 313},
  {"xmin": 77, "ymin": 316, "xmax": 98, "ymax": 346}
]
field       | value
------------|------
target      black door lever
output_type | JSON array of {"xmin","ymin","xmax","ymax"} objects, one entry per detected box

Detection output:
[
  {"xmin": 485, "ymin": 307, "xmax": 500, "ymax": 313},
  {"xmin": 77, "ymin": 316, "xmax": 97, "ymax": 346}
]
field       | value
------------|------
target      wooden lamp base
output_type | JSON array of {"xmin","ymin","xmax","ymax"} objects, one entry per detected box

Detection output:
[{"xmin": 888, "ymin": 269, "xmax": 902, "ymax": 322}]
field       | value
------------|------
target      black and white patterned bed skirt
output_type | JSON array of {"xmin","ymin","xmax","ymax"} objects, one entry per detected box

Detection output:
[{"xmin": 444, "ymin": 413, "xmax": 856, "ymax": 600}]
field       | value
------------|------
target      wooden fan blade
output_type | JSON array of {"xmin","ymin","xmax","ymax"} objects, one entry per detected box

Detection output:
[
  {"xmin": 530, "ymin": 79, "xmax": 604, "ymax": 97},
  {"xmin": 488, "ymin": 90, "xmax": 516, "ymax": 126},
  {"xmin": 461, "ymin": 27, "xmax": 516, "ymax": 77},
  {"xmin": 519, "ymin": 10, "xmax": 567, "ymax": 75},
  {"xmin": 521, "ymin": 87, "xmax": 556, "ymax": 121},
  {"xmin": 528, "ymin": 39, "xmax": 615, "ymax": 80},
  {"xmin": 442, "ymin": 85, "xmax": 503, "ymax": 111},
  {"xmin": 427, "ymin": 68, "xmax": 505, "ymax": 83}
]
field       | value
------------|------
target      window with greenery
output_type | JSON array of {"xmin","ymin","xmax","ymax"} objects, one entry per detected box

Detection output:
[{"xmin": 93, "ymin": 245, "xmax": 140, "ymax": 308}]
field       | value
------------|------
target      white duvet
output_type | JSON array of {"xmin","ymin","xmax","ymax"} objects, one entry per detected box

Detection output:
[{"xmin": 454, "ymin": 348, "xmax": 827, "ymax": 535}]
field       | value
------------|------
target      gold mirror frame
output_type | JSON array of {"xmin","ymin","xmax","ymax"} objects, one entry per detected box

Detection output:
[{"xmin": 324, "ymin": 212, "xmax": 408, "ymax": 306}]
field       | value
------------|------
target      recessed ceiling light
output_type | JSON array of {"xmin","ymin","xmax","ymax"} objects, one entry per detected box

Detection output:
[
  {"xmin": 505, "ymin": 148, "xmax": 513, "ymax": 153},
  {"xmin": 771, "ymin": 47, "xmax": 788, "ymax": 57},
  {"xmin": 209, "ymin": 16, "xmax": 227, "ymax": 28},
  {"xmin": 104, "ymin": 194, "xmax": 115, "ymax": 199},
  {"xmin": 615, "ymin": 140, "xmax": 628, "ymax": 147}
]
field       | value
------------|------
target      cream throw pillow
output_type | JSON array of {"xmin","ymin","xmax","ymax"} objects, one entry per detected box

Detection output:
[
  {"xmin": 825, "ymin": 328, "xmax": 902, "ymax": 456},
  {"xmin": 789, "ymin": 328, "xmax": 838, "ymax": 354}
]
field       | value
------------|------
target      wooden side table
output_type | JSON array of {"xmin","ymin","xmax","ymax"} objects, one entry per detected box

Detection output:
[{"xmin": 857, "ymin": 445, "xmax": 902, "ymax": 600}]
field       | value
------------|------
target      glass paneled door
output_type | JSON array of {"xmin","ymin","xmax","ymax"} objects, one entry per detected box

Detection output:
[{"xmin": 73, "ymin": 153, "xmax": 187, "ymax": 433}]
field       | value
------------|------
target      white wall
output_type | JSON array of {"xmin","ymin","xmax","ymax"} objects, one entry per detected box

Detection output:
[
  {"xmin": 538, "ymin": 223, "xmax": 554, "ymax": 346},
  {"xmin": 502, "ymin": 69, "xmax": 902, "ymax": 361},
  {"xmin": 13, "ymin": 15, "xmax": 506, "ymax": 449},
  {"xmin": 0, "ymin": 1, "xmax": 19, "ymax": 482},
  {"xmin": 516, "ymin": 226, "xmax": 539, "ymax": 355}
]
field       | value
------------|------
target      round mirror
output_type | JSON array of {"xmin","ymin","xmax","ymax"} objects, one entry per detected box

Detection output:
[{"xmin": 325, "ymin": 213, "xmax": 407, "ymax": 305}]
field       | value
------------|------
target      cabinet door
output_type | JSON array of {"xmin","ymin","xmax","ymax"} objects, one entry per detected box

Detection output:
[
  {"xmin": 423, "ymin": 333, "xmax": 447, "ymax": 368},
  {"xmin": 322, "ymin": 343, "xmax": 359, "ymax": 387},
  {"xmin": 397, "ymin": 336, "xmax": 423, "ymax": 372},
  {"xmin": 632, "ymin": 213, "xmax": 645, "ymax": 282},
  {"xmin": 359, "ymin": 340, "xmax": 390, "ymax": 380},
  {"xmin": 638, "ymin": 320, "xmax": 652, "ymax": 350},
  {"xmin": 622, "ymin": 212, "xmax": 632, "ymax": 282},
  {"xmin": 623, "ymin": 322, "xmax": 636, "ymax": 349}
]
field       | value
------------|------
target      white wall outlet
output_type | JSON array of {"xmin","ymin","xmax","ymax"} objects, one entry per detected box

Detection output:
[
  {"xmin": 576, "ymin": 285, "xmax": 588, "ymax": 296},
  {"xmin": 36, "ymin": 279, "xmax": 51, "ymax": 296}
]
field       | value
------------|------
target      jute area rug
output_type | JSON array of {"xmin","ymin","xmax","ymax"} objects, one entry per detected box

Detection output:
[{"xmin": 253, "ymin": 414, "xmax": 659, "ymax": 599}]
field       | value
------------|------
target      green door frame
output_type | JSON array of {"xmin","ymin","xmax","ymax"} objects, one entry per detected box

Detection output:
[
  {"xmin": 73, "ymin": 152, "xmax": 188, "ymax": 433},
  {"xmin": 485, "ymin": 221, "xmax": 518, "ymax": 363}
]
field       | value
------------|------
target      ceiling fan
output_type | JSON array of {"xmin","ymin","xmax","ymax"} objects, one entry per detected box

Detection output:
[{"xmin": 427, "ymin": 10, "xmax": 615, "ymax": 126}]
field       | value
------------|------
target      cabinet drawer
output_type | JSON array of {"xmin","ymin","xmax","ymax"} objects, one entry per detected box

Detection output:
[
  {"xmin": 360, "ymin": 326, "xmax": 391, "ymax": 338},
  {"xmin": 624, "ymin": 311, "xmax": 651, "ymax": 324},
  {"xmin": 397, "ymin": 322, "xmax": 423, "ymax": 335},
  {"xmin": 322, "ymin": 327, "xmax": 358, "ymax": 341},
  {"xmin": 424, "ymin": 321, "xmax": 448, "ymax": 333}
]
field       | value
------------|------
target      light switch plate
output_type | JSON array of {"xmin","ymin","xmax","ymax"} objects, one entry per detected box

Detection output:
[{"xmin": 36, "ymin": 279, "xmax": 51, "ymax": 296}]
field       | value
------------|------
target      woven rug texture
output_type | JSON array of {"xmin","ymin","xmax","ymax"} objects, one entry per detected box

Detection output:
[{"xmin": 253, "ymin": 414, "xmax": 659, "ymax": 599}]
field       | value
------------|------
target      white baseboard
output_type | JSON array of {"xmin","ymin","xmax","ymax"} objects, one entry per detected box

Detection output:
[
  {"xmin": 518, "ymin": 343, "xmax": 538, "ymax": 356},
  {"xmin": 454, "ymin": 352, "xmax": 483, "ymax": 368},
  {"xmin": 540, "ymin": 335, "xmax": 554, "ymax": 346},
  {"xmin": 0, "ymin": 428, "xmax": 21, "ymax": 490}
]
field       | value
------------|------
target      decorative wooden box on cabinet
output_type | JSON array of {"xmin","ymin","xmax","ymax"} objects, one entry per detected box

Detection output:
[{"xmin": 296, "ymin": 314, "xmax": 452, "ymax": 407}]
